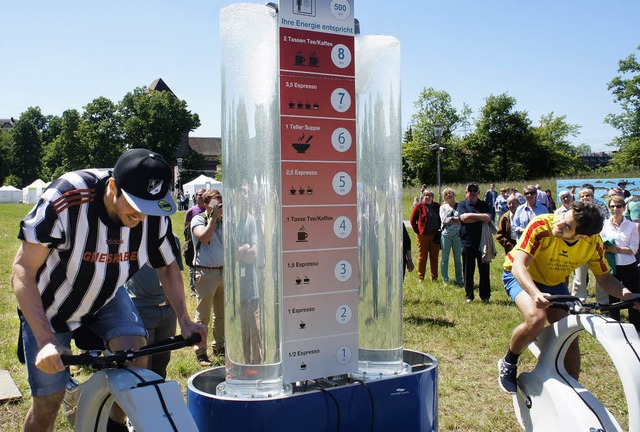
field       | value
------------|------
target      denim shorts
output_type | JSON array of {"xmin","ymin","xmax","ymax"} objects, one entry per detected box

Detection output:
[
  {"xmin": 21, "ymin": 288, "xmax": 146, "ymax": 397},
  {"xmin": 502, "ymin": 270, "xmax": 569, "ymax": 302}
]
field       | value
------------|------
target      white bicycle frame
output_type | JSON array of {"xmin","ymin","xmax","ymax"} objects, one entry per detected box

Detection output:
[
  {"xmin": 514, "ymin": 313, "xmax": 640, "ymax": 431},
  {"xmin": 63, "ymin": 359, "xmax": 198, "ymax": 432}
]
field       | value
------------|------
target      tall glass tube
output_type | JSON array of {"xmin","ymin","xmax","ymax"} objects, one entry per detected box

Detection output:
[
  {"xmin": 354, "ymin": 35, "xmax": 407, "ymax": 379},
  {"xmin": 217, "ymin": 3, "xmax": 290, "ymax": 398}
]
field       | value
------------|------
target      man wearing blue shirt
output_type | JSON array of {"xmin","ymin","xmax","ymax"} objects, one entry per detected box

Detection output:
[{"xmin": 511, "ymin": 185, "xmax": 549, "ymax": 239}]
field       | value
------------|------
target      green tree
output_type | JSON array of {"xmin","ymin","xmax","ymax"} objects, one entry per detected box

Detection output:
[
  {"xmin": 3, "ymin": 174, "xmax": 22, "ymax": 188},
  {"xmin": 403, "ymin": 87, "xmax": 471, "ymax": 185},
  {"xmin": 59, "ymin": 109, "xmax": 87, "ymax": 171},
  {"xmin": 42, "ymin": 110, "xmax": 85, "ymax": 180},
  {"xmin": 179, "ymin": 148, "xmax": 207, "ymax": 184},
  {"xmin": 463, "ymin": 93, "xmax": 543, "ymax": 181},
  {"xmin": 81, "ymin": 97, "xmax": 125, "ymax": 168},
  {"xmin": 609, "ymin": 137, "xmax": 640, "ymax": 171},
  {"xmin": 606, "ymin": 45, "xmax": 640, "ymax": 170},
  {"xmin": 8, "ymin": 117, "xmax": 43, "ymax": 187},
  {"xmin": 41, "ymin": 116, "xmax": 65, "ymax": 180},
  {"xmin": 20, "ymin": 106, "xmax": 48, "ymax": 133},
  {"xmin": 0, "ymin": 129, "xmax": 11, "ymax": 185},
  {"xmin": 120, "ymin": 87, "xmax": 200, "ymax": 163},
  {"xmin": 533, "ymin": 112, "xmax": 584, "ymax": 176},
  {"xmin": 20, "ymin": 106, "xmax": 60, "ymax": 153}
]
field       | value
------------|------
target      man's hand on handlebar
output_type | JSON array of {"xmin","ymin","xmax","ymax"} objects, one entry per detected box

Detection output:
[
  {"xmin": 36, "ymin": 342, "xmax": 72, "ymax": 374},
  {"xmin": 180, "ymin": 320, "xmax": 207, "ymax": 346},
  {"xmin": 621, "ymin": 290, "xmax": 640, "ymax": 310},
  {"xmin": 534, "ymin": 292, "xmax": 552, "ymax": 309}
]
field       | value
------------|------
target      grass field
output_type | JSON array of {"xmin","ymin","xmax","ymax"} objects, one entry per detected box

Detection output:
[{"xmin": 0, "ymin": 182, "xmax": 633, "ymax": 431}]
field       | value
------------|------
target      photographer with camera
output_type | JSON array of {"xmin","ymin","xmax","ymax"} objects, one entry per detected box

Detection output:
[{"xmin": 190, "ymin": 189, "xmax": 225, "ymax": 366}]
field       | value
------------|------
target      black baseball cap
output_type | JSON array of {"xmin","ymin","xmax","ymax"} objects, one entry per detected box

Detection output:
[
  {"xmin": 466, "ymin": 182, "xmax": 479, "ymax": 191},
  {"xmin": 113, "ymin": 148, "xmax": 176, "ymax": 216}
]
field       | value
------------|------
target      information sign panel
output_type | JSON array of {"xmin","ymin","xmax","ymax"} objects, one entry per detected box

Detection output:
[{"xmin": 279, "ymin": 0, "xmax": 357, "ymax": 383}]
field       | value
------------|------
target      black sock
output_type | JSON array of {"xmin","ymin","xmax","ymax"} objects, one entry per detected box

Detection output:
[
  {"xmin": 504, "ymin": 349, "xmax": 519, "ymax": 365},
  {"xmin": 107, "ymin": 418, "xmax": 129, "ymax": 432}
]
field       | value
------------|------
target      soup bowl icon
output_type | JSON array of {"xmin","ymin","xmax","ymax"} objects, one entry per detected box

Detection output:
[{"xmin": 292, "ymin": 143, "xmax": 310, "ymax": 153}]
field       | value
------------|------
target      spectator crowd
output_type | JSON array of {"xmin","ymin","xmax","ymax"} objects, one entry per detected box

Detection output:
[{"xmin": 409, "ymin": 181, "xmax": 640, "ymax": 323}]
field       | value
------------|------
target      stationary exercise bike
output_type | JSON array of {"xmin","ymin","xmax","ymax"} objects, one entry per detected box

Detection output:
[
  {"xmin": 513, "ymin": 295, "xmax": 640, "ymax": 432},
  {"xmin": 61, "ymin": 334, "xmax": 201, "ymax": 432}
]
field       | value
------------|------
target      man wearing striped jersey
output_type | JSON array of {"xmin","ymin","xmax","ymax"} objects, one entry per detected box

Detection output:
[
  {"xmin": 497, "ymin": 201, "xmax": 640, "ymax": 395},
  {"xmin": 11, "ymin": 149, "xmax": 206, "ymax": 432}
]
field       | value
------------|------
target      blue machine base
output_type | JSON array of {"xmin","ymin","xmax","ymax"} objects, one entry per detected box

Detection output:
[{"xmin": 187, "ymin": 349, "xmax": 437, "ymax": 432}]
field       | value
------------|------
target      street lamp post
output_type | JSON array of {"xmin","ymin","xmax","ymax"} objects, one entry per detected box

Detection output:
[
  {"xmin": 176, "ymin": 157, "xmax": 183, "ymax": 197},
  {"xmin": 428, "ymin": 124, "xmax": 445, "ymax": 202}
]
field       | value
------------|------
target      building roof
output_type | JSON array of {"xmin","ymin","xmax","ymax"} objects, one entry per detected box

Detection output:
[
  {"xmin": 148, "ymin": 78, "xmax": 174, "ymax": 94},
  {"xmin": 189, "ymin": 137, "xmax": 221, "ymax": 157},
  {"xmin": 1, "ymin": 117, "xmax": 16, "ymax": 131}
]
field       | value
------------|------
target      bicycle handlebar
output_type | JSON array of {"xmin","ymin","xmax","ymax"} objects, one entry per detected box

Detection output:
[
  {"xmin": 61, "ymin": 333, "xmax": 202, "ymax": 368},
  {"xmin": 546, "ymin": 294, "xmax": 640, "ymax": 314}
]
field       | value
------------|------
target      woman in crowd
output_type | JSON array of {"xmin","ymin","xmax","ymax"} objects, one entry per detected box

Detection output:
[
  {"xmin": 495, "ymin": 187, "xmax": 509, "ymax": 222},
  {"xmin": 545, "ymin": 189, "xmax": 556, "ymax": 212},
  {"xmin": 555, "ymin": 190, "xmax": 573, "ymax": 214},
  {"xmin": 439, "ymin": 187, "xmax": 463, "ymax": 286},
  {"xmin": 601, "ymin": 194, "xmax": 639, "ymax": 331},
  {"xmin": 410, "ymin": 190, "xmax": 441, "ymax": 282}
]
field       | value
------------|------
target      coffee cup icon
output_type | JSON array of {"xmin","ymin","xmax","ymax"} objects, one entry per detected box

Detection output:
[
  {"xmin": 309, "ymin": 54, "xmax": 319, "ymax": 67},
  {"xmin": 297, "ymin": 231, "xmax": 308, "ymax": 242},
  {"xmin": 295, "ymin": 276, "xmax": 302, "ymax": 285},
  {"xmin": 303, "ymin": 276, "xmax": 310, "ymax": 284},
  {"xmin": 300, "ymin": 362, "xmax": 307, "ymax": 370},
  {"xmin": 295, "ymin": 52, "xmax": 305, "ymax": 66},
  {"xmin": 290, "ymin": 186, "xmax": 296, "ymax": 195},
  {"xmin": 299, "ymin": 321, "xmax": 306, "ymax": 329},
  {"xmin": 298, "ymin": 187, "xmax": 305, "ymax": 195},
  {"xmin": 306, "ymin": 187, "xmax": 313, "ymax": 195}
]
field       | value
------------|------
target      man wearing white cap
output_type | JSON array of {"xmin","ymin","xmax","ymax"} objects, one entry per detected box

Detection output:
[{"xmin": 12, "ymin": 148, "xmax": 206, "ymax": 432}]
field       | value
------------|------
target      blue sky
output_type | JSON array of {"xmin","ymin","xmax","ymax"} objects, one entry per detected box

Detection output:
[{"xmin": 2, "ymin": 0, "xmax": 638, "ymax": 152}]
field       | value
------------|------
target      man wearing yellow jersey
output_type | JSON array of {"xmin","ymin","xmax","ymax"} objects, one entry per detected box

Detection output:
[{"xmin": 497, "ymin": 201, "xmax": 640, "ymax": 394}]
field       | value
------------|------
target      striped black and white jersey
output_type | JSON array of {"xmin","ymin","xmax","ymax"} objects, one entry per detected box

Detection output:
[{"xmin": 18, "ymin": 169, "xmax": 178, "ymax": 332}]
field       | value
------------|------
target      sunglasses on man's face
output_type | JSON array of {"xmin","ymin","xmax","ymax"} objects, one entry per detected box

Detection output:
[
  {"xmin": 610, "ymin": 204, "xmax": 623, "ymax": 209},
  {"xmin": 468, "ymin": 189, "xmax": 478, "ymax": 193},
  {"xmin": 524, "ymin": 192, "xmax": 536, "ymax": 196}
]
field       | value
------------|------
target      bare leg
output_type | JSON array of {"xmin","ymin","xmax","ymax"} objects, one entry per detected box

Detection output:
[
  {"xmin": 107, "ymin": 335, "xmax": 147, "ymax": 423},
  {"xmin": 509, "ymin": 291, "xmax": 548, "ymax": 355},
  {"xmin": 24, "ymin": 390, "xmax": 65, "ymax": 432}
]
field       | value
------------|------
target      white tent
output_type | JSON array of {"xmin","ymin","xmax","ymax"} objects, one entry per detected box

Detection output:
[
  {"xmin": 0, "ymin": 185, "xmax": 23, "ymax": 203},
  {"xmin": 22, "ymin": 179, "xmax": 50, "ymax": 204},
  {"xmin": 182, "ymin": 175, "xmax": 223, "ymax": 199}
]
